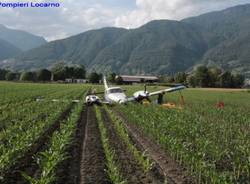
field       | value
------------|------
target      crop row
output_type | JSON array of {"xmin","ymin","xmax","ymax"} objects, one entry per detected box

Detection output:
[
  {"xmin": 95, "ymin": 106, "xmax": 126, "ymax": 184},
  {"xmin": 95, "ymin": 106, "xmax": 165, "ymax": 183},
  {"xmin": 105, "ymin": 107, "xmax": 153, "ymax": 173},
  {"xmin": 118, "ymin": 103, "xmax": 250, "ymax": 183},
  {"xmin": 0, "ymin": 102, "xmax": 71, "ymax": 178},
  {"xmin": 0, "ymin": 85, "xmax": 87, "ymax": 181},
  {"xmin": 0, "ymin": 82, "xmax": 77, "ymax": 105},
  {"xmin": 0, "ymin": 84, "xmax": 87, "ymax": 131},
  {"xmin": 23, "ymin": 101, "xmax": 84, "ymax": 184}
]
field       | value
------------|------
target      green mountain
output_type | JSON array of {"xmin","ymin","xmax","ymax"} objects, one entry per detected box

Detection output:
[
  {"xmin": 0, "ymin": 28, "xmax": 127, "ymax": 70},
  {"xmin": 183, "ymin": 4, "xmax": 250, "ymax": 76},
  {"xmin": 0, "ymin": 24, "xmax": 47, "ymax": 51},
  {"xmin": 1, "ymin": 4, "xmax": 250, "ymax": 76},
  {"xmin": 90, "ymin": 20, "xmax": 206, "ymax": 75},
  {"xmin": 0, "ymin": 39, "xmax": 22, "ymax": 60}
]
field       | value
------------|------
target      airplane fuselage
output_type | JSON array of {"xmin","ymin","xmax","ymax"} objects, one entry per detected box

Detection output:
[{"xmin": 104, "ymin": 87, "xmax": 127, "ymax": 104}]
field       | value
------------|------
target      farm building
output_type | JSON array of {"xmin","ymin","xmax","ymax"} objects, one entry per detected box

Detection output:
[
  {"xmin": 116, "ymin": 75, "xmax": 159, "ymax": 84},
  {"xmin": 65, "ymin": 79, "xmax": 88, "ymax": 83}
]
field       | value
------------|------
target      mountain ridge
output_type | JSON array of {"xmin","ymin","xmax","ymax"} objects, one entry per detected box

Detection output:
[
  {"xmin": 0, "ymin": 24, "xmax": 47, "ymax": 51},
  {"xmin": 0, "ymin": 39, "xmax": 22, "ymax": 60},
  {"xmin": 1, "ymin": 4, "xmax": 250, "ymax": 77}
]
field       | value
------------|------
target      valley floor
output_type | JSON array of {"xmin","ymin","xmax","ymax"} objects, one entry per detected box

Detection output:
[{"xmin": 0, "ymin": 82, "xmax": 249, "ymax": 184}]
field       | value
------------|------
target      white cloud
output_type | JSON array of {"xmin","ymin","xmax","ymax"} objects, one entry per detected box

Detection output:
[
  {"xmin": 115, "ymin": 0, "xmax": 250, "ymax": 28},
  {"xmin": 0, "ymin": 0, "xmax": 250, "ymax": 40},
  {"xmin": 0, "ymin": 0, "xmax": 123, "ymax": 40}
]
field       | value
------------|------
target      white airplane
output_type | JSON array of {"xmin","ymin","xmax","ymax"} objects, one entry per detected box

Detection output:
[{"xmin": 85, "ymin": 76, "xmax": 186, "ymax": 105}]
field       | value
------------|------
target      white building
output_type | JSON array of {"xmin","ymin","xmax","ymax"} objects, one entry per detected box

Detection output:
[{"xmin": 65, "ymin": 79, "xmax": 88, "ymax": 83}]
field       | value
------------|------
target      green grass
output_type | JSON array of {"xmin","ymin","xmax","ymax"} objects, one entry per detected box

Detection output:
[
  {"xmin": 106, "ymin": 106, "xmax": 153, "ymax": 173},
  {"xmin": 0, "ymin": 82, "xmax": 88, "ymax": 181},
  {"xmin": 0, "ymin": 82, "xmax": 249, "ymax": 184},
  {"xmin": 23, "ymin": 102, "xmax": 84, "ymax": 184},
  {"xmin": 95, "ymin": 106, "xmax": 127, "ymax": 184},
  {"xmin": 117, "ymin": 86, "xmax": 250, "ymax": 183}
]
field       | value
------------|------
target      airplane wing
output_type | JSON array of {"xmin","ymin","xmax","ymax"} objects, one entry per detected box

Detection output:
[
  {"xmin": 126, "ymin": 97, "xmax": 136, "ymax": 102},
  {"xmin": 149, "ymin": 85, "xmax": 186, "ymax": 96},
  {"xmin": 36, "ymin": 98, "xmax": 81, "ymax": 103}
]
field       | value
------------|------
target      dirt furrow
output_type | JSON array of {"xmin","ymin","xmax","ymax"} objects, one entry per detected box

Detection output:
[
  {"xmin": 112, "ymin": 108, "xmax": 194, "ymax": 184},
  {"xmin": 1, "ymin": 103, "xmax": 75, "ymax": 184},
  {"xmin": 101, "ymin": 108, "xmax": 165, "ymax": 184},
  {"xmin": 79, "ymin": 107, "xmax": 110, "ymax": 184},
  {"xmin": 55, "ymin": 106, "xmax": 87, "ymax": 184}
]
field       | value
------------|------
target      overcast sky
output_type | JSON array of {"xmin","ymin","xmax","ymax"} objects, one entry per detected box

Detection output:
[{"xmin": 0, "ymin": 0, "xmax": 249, "ymax": 41}]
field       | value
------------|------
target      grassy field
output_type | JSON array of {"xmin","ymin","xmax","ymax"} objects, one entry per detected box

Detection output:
[
  {"xmin": 0, "ymin": 82, "xmax": 88, "ymax": 183},
  {"xmin": 0, "ymin": 82, "xmax": 249, "ymax": 184},
  {"xmin": 119, "ymin": 85, "xmax": 250, "ymax": 183}
]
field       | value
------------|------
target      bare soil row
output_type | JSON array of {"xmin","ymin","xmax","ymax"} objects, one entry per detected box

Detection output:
[
  {"xmin": 111, "ymin": 108, "xmax": 194, "ymax": 184},
  {"xmin": 2, "ymin": 104, "xmax": 192, "ymax": 184},
  {"xmin": 1, "ymin": 103, "xmax": 75, "ymax": 184},
  {"xmin": 79, "ymin": 107, "xmax": 110, "ymax": 184},
  {"xmin": 49, "ymin": 106, "xmax": 110, "ymax": 184},
  {"xmin": 101, "ymin": 107, "xmax": 165, "ymax": 184}
]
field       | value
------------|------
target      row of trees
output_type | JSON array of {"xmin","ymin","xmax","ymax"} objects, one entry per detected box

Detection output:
[
  {"xmin": 188, "ymin": 66, "xmax": 245, "ymax": 88},
  {"xmin": 0, "ymin": 63, "xmax": 86, "ymax": 82},
  {"xmin": 162, "ymin": 66, "xmax": 245, "ymax": 88},
  {"xmin": 51, "ymin": 63, "xmax": 86, "ymax": 81},
  {"xmin": 0, "ymin": 64, "xmax": 246, "ymax": 88},
  {"xmin": 0, "ymin": 69, "xmax": 53, "ymax": 82}
]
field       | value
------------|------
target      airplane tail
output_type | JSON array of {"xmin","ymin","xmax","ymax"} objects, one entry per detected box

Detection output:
[{"xmin": 103, "ymin": 76, "xmax": 109, "ymax": 90}]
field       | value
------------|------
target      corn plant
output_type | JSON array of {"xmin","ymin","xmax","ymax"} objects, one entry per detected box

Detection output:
[
  {"xmin": 23, "ymin": 102, "xmax": 83, "ymax": 184},
  {"xmin": 0, "ymin": 83, "xmax": 88, "ymax": 181},
  {"xmin": 95, "ymin": 106, "xmax": 127, "ymax": 184},
  {"xmin": 106, "ymin": 107, "xmax": 153, "ymax": 173},
  {"xmin": 118, "ymin": 88, "xmax": 250, "ymax": 183}
]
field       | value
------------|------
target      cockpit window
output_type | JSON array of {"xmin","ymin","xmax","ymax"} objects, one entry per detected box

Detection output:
[{"xmin": 108, "ymin": 88, "xmax": 123, "ymax": 93}]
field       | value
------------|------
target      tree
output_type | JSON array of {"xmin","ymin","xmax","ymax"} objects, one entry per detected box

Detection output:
[
  {"xmin": 88, "ymin": 72, "xmax": 100, "ymax": 83},
  {"xmin": 195, "ymin": 66, "xmax": 210, "ymax": 87},
  {"xmin": 36, "ymin": 69, "xmax": 52, "ymax": 81},
  {"xmin": 65, "ymin": 65, "xmax": 86, "ymax": 79},
  {"xmin": 219, "ymin": 71, "xmax": 232, "ymax": 88},
  {"xmin": 51, "ymin": 63, "xmax": 86, "ymax": 81},
  {"xmin": 188, "ymin": 66, "xmax": 244, "ymax": 88},
  {"xmin": 174, "ymin": 72, "xmax": 187, "ymax": 83},
  {"xmin": 51, "ymin": 62, "xmax": 67, "ymax": 81},
  {"xmin": 5, "ymin": 72, "xmax": 18, "ymax": 81},
  {"xmin": 166, "ymin": 76, "xmax": 175, "ymax": 83},
  {"xmin": 107, "ymin": 73, "xmax": 116, "ymax": 83},
  {"xmin": 0, "ymin": 69, "xmax": 9, "ymax": 80},
  {"xmin": 73, "ymin": 65, "xmax": 86, "ymax": 79},
  {"xmin": 232, "ymin": 74, "xmax": 245, "ymax": 88},
  {"xmin": 65, "ymin": 66, "xmax": 75, "ymax": 79},
  {"xmin": 187, "ymin": 75, "xmax": 197, "ymax": 87},
  {"xmin": 20, "ymin": 72, "xmax": 36, "ymax": 81},
  {"xmin": 208, "ymin": 67, "xmax": 222, "ymax": 87}
]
